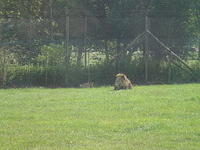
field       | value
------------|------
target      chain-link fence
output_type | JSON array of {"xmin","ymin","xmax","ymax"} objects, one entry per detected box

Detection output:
[{"xmin": 0, "ymin": 9, "xmax": 199, "ymax": 88}]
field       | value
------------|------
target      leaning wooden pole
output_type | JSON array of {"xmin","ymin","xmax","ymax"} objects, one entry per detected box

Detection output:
[
  {"xmin": 126, "ymin": 31, "xmax": 145, "ymax": 49},
  {"xmin": 147, "ymin": 30, "xmax": 193, "ymax": 72}
]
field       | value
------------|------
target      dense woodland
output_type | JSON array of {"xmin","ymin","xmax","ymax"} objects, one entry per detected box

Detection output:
[{"xmin": 0, "ymin": 0, "xmax": 199, "ymax": 87}]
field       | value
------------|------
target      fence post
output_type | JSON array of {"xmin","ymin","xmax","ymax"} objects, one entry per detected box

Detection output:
[
  {"xmin": 65, "ymin": 8, "xmax": 70, "ymax": 65},
  {"xmin": 49, "ymin": 0, "xmax": 53, "ymax": 40},
  {"xmin": 84, "ymin": 15, "xmax": 88, "ymax": 68},
  {"xmin": 45, "ymin": 53, "xmax": 49, "ymax": 87},
  {"xmin": 198, "ymin": 39, "xmax": 200, "ymax": 60},
  {"xmin": 2, "ymin": 50, "xmax": 7, "ymax": 87},
  {"xmin": 28, "ymin": 18, "xmax": 32, "ymax": 86},
  {"xmin": 167, "ymin": 56, "xmax": 172, "ymax": 83},
  {"xmin": 144, "ymin": 14, "xmax": 150, "ymax": 82},
  {"xmin": 63, "ymin": 8, "xmax": 70, "ymax": 86}
]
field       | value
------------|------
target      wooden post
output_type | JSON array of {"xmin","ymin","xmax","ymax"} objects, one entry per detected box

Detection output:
[
  {"xmin": 65, "ymin": 8, "xmax": 70, "ymax": 65},
  {"xmin": 28, "ymin": 18, "xmax": 32, "ymax": 86},
  {"xmin": 49, "ymin": 0, "xmax": 53, "ymax": 40},
  {"xmin": 105, "ymin": 40, "xmax": 109, "ymax": 63},
  {"xmin": 2, "ymin": 50, "xmax": 7, "ymax": 87},
  {"xmin": 144, "ymin": 14, "xmax": 150, "ymax": 82},
  {"xmin": 198, "ymin": 38, "xmax": 200, "ymax": 60},
  {"xmin": 84, "ymin": 0, "xmax": 88, "ymax": 67},
  {"xmin": 28, "ymin": 18, "xmax": 32, "ymax": 50},
  {"xmin": 45, "ymin": 54, "xmax": 49, "ymax": 86},
  {"xmin": 84, "ymin": 15, "xmax": 87, "ymax": 68},
  {"xmin": 167, "ymin": 56, "xmax": 171, "ymax": 83}
]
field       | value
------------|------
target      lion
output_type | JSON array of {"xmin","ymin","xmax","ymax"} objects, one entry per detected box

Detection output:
[{"xmin": 114, "ymin": 73, "xmax": 133, "ymax": 90}]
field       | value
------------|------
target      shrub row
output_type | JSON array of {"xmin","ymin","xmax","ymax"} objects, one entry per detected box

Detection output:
[{"xmin": 1, "ymin": 60, "xmax": 200, "ymax": 88}]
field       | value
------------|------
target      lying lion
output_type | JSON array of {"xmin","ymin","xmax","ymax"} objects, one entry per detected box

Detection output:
[{"xmin": 114, "ymin": 73, "xmax": 133, "ymax": 90}]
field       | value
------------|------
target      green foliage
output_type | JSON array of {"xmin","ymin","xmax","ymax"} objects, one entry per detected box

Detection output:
[
  {"xmin": 190, "ymin": 61, "xmax": 200, "ymax": 82},
  {"xmin": 0, "ymin": 0, "xmax": 199, "ymax": 87},
  {"xmin": 6, "ymin": 65, "xmax": 43, "ymax": 87},
  {"xmin": 36, "ymin": 44, "xmax": 66, "ymax": 65},
  {"xmin": 2, "ymin": 59, "xmax": 199, "ymax": 88}
]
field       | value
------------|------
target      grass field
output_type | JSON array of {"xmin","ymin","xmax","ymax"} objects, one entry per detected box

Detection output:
[{"xmin": 0, "ymin": 84, "xmax": 200, "ymax": 150}]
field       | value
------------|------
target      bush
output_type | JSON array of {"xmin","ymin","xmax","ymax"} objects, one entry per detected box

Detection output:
[{"xmin": 2, "ymin": 60, "xmax": 200, "ymax": 88}]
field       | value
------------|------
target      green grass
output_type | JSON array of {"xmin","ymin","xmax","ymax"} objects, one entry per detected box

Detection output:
[{"xmin": 0, "ymin": 84, "xmax": 200, "ymax": 150}]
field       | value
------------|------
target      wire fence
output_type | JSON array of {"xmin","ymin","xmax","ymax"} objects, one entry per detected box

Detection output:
[{"xmin": 0, "ymin": 10, "xmax": 199, "ymax": 87}]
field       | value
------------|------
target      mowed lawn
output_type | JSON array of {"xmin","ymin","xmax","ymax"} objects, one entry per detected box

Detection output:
[{"xmin": 0, "ymin": 84, "xmax": 200, "ymax": 150}]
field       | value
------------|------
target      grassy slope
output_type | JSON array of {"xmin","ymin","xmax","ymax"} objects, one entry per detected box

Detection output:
[{"xmin": 0, "ymin": 84, "xmax": 200, "ymax": 150}]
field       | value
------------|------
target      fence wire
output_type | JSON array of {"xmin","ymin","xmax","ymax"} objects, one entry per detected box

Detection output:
[{"xmin": 0, "ymin": 10, "xmax": 199, "ymax": 87}]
